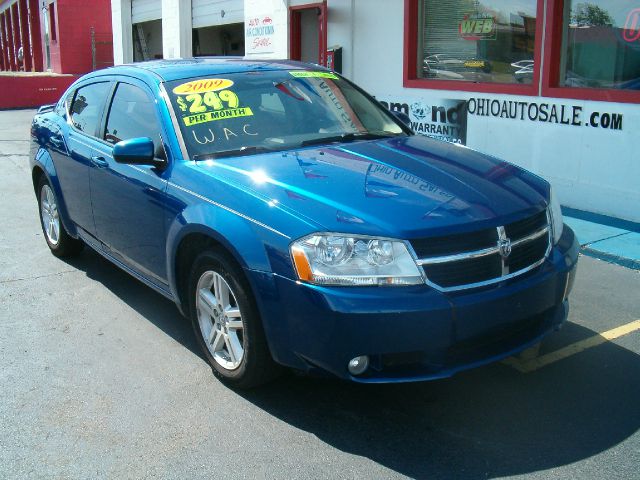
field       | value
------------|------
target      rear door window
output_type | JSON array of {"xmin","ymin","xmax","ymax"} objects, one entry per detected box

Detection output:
[
  {"xmin": 69, "ymin": 82, "xmax": 111, "ymax": 136},
  {"xmin": 104, "ymin": 82, "xmax": 164, "ymax": 157}
]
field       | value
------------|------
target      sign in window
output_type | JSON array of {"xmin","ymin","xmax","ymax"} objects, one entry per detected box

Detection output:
[{"xmin": 418, "ymin": 0, "xmax": 538, "ymax": 84}]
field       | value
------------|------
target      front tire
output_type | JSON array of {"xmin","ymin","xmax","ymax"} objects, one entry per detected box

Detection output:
[
  {"xmin": 37, "ymin": 176, "xmax": 83, "ymax": 258},
  {"xmin": 188, "ymin": 248, "xmax": 279, "ymax": 388}
]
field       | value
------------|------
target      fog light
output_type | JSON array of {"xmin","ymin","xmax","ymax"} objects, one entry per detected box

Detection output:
[{"xmin": 347, "ymin": 355, "xmax": 369, "ymax": 375}]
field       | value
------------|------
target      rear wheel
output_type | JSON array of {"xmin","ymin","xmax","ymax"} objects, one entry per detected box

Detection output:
[
  {"xmin": 188, "ymin": 248, "xmax": 279, "ymax": 388},
  {"xmin": 37, "ymin": 176, "xmax": 83, "ymax": 257}
]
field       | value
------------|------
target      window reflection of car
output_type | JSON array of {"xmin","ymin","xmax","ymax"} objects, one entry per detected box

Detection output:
[
  {"xmin": 422, "ymin": 61, "xmax": 465, "ymax": 80},
  {"xmin": 561, "ymin": 70, "xmax": 640, "ymax": 90},
  {"xmin": 617, "ymin": 77, "xmax": 640, "ymax": 90},
  {"xmin": 511, "ymin": 60, "xmax": 534, "ymax": 69},
  {"xmin": 424, "ymin": 54, "xmax": 491, "ymax": 78},
  {"xmin": 425, "ymin": 54, "xmax": 466, "ymax": 69},
  {"xmin": 564, "ymin": 70, "xmax": 596, "ymax": 88},
  {"xmin": 511, "ymin": 60, "xmax": 534, "ymax": 83}
]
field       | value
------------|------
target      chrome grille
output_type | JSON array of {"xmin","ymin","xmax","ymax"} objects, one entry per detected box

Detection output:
[{"xmin": 411, "ymin": 210, "xmax": 551, "ymax": 292}]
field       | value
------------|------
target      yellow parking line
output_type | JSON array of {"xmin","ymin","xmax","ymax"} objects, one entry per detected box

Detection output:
[{"xmin": 504, "ymin": 319, "xmax": 640, "ymax": 373}]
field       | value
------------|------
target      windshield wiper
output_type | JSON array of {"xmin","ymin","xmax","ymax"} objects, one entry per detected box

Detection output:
[
  {"xmin": 193, "ymin": 146, "xmax": 273, "ymax": 161},
  {"xmin": 300, "ymin": 131, "xmax": 403, "ymax": 147}
]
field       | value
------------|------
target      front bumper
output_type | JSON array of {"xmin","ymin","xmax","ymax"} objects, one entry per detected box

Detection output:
[{"xmin": 249, "ymin": 225, "xmax": 579, "ymax": 383}]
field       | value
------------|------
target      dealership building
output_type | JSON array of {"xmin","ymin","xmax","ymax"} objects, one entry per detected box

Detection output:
[
  {"xmin": 0, "ymin": 0, "xmax": 113, "ymax": 107},
  {"xmin": 107, "ymin": 0, "xmax": 638, "ymax": 223}
]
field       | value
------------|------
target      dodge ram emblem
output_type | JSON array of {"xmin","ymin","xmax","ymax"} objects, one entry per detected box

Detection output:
[{"xmin": 498, "ymin": 237, "xmax": 512, "ymax": 258}]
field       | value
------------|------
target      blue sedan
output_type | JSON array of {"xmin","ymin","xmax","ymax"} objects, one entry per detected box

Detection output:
[{"xmin": 30, "ymin": 59, "xmax": 579, "ymax": 387}]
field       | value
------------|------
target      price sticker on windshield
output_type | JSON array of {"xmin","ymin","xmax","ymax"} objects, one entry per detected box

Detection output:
[
  {"xmin": 172, "ymin": 78, "xmax": 253, "ymax": 126},
  {"xmin": 172, "ymin": 78, "xmax": 234, "ymax": 95},
  {"xmin": 289, "ymin": 71, "xmax": 339, "ymax": 80}
]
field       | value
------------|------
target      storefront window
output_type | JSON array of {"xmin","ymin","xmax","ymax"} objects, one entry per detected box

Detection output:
[
  {"xmin": 560, "ymin": 1, "xmax": 640, "ymax": 90},
  {"xmin": 418, "ymin": 0, "xmax": 538, "ymax": 84}
]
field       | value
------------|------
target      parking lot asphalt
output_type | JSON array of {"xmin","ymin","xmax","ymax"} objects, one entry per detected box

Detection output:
[{"xmin": 1, "ymin": 109, "xmax": 639, "ymax": 480}]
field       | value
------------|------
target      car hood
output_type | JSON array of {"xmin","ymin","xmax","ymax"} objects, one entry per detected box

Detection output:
[{"xmin": 194, "ymin": 135, "xmax": 549, "ymax": 239}]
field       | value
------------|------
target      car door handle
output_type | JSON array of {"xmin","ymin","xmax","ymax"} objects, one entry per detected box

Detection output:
[
  {"xmin": 91, "ymin": 155, "xmax": 109, "ymax": 168},
  {"xmin": 50, "ymin": 137, "xmax": 63, "ymax": 148}
]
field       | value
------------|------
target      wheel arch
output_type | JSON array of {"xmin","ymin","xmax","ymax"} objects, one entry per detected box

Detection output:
[
  {"xmin": 31, "ymin": 150, "xmax": 78, "ymax": 238},
  {"xmin": 166, "ymin": 212, "xmax": 275, "ymax": 316},
  {"xmin": 172, "ymin": 229, "xmax": 237, "ymax": 314},
  {"xmin": 31, "ymin": 164, "xmax": 45, "ymax": 194}
]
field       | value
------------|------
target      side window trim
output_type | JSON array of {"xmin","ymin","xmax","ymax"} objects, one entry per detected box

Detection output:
[
  {"xmin": 63, "ymin": 90, "xmax": 75, "ymax": 118},
  {"xmin": 96, "ymin": 81, "xmax": 118, "ymax": 143},
  {"xmin": 54, "ymin": 89, "xmax": 73, "ymax": 118}
]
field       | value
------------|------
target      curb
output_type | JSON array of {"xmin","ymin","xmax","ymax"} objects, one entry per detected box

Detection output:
[{"xmin": 580, "ymin": 247, "xmax": 640, "ymax": 271}]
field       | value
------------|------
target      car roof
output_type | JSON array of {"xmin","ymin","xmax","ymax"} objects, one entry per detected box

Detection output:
[{"xmin": 84, "ymin": 57, "xmax": 328, "ymax": 83}]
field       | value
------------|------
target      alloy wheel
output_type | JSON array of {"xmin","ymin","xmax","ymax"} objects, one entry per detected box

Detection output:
[
  {"xmin": 40, "ymin": 184, "xmax": 60, "ymax": 246},
  {"xmin": 196, "ymin": 270, "xmax": 245, "ymax": 370}
]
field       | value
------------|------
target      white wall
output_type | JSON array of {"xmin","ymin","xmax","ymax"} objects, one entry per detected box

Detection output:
[
  {"xmin": 326, "ymin": 0, "xmax": 354, "ymax": 77},
  {"xmin": 112, "ymin": 0, "xmax": 133, "ymax": 64},
  {"xmin": 327, "ymin": 0, "xmax": 640, "ymax": 222},
  {"xmin": 162, "ymin": 0, "xmax": 192, "ymax": 58}
]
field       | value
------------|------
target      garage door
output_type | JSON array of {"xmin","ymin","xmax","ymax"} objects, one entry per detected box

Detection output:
[
  {"xmin": 192, "ymin": 0, "xmax": 243, "ymax": 28},
  {"xmin": 131, "ymin": 0, "xmax": 162, "ymax": 24}
]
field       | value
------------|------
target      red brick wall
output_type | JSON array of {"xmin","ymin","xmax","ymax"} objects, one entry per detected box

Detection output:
[
  {"xmin": 46, "ymin": 0, "xmax": 113, "ymax": 74},
  {"xmin": 0, "ymin": 74, "xmax": 77, "ymax": 109}
]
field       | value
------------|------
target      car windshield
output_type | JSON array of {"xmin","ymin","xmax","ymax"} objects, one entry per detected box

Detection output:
[{"xmin": 165, "ymin": 70, "xmax": 407, "ymax": 160}]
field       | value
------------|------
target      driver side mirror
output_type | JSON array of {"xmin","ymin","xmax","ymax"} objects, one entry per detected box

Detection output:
[{"xmin": 113, "ymin": 137, "xmax": 166, "ymax": 169}]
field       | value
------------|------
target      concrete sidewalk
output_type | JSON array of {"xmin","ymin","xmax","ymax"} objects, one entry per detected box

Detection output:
[{"xmin": 564, "ymin": 207, "xmax": 640, "ymax": 270}]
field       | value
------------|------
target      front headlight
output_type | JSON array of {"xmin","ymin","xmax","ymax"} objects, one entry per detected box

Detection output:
[
  {"xmin": 290, "ymin": 234, "xmax": 423, "ymax": 286},
  {"xmin": 548, "ymin": 186, "xmax": 564, "ymax": 244}
]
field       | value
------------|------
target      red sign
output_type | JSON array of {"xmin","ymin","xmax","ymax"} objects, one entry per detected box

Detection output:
[{"xmin": 623, "ymin": 8, "xmax": 640, "ymax": 43}]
